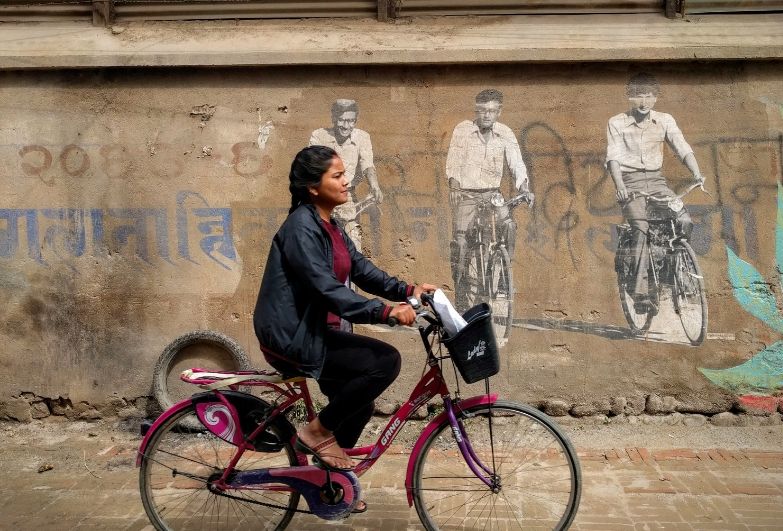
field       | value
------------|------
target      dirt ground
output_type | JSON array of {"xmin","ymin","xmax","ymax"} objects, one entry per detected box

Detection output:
[
  {"xmin": 3, "ymin": 412, "xmax": 781, "ymax": 474},
  {"xmin": 2, "ymin": 415, "xmax": 782, "ymax": 530}
]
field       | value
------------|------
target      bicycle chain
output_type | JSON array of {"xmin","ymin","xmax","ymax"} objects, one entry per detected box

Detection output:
[{"xmin": 209, "ymin": 486, "xmax": 315, "ymax": 515}]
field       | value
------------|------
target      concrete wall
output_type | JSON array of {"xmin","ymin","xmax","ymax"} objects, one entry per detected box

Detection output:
[{"xmin": 1, "ymin": 61, "xmax": 782, "ymax": 420}]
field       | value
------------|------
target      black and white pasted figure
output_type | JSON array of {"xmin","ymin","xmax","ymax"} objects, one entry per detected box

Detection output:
[
  {"xmin": 607, "ymin": 72, "xmax": 706, "ymax": 323},
  {"xmin": 446, "ymin": 89, "xmax": 530, "ymax": 312},
  {"xmin": 309, "ymin": 99, "xmax": 383, "ymax": 252}
]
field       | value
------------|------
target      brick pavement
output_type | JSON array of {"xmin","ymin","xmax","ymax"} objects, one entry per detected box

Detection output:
[{"xmin": 1, "ymin": 422, "xmax": 782, "ymax": 530}]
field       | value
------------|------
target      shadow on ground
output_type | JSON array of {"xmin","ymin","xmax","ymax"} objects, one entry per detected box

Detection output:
[{"xmin": 514, "ymin": 318, "xmax": 686, "ymax": 344}]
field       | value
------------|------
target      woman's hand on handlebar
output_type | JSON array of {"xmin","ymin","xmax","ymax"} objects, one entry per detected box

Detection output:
[
  {"xmin": 389, "ymin": 303, "xmax": 416, "ymax": 326},
  {"xmin": 413, "ymin": 283, "xmax": 438, "ymax": 300}
]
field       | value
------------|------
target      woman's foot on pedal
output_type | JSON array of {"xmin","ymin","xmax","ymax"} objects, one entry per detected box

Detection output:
[{"xmin": 295, "ymin": 420, "xmax": 354, "ymax": 471}]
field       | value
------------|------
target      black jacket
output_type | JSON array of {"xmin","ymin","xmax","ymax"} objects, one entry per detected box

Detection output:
[{"xmin": 253, "ymin": 204, "xmax": 411, "ymax": 378}]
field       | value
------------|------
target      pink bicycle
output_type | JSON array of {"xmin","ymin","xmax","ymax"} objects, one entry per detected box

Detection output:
[{"xmin": 136, "ymin": 294, "xmax": 581, "ymax": 530}]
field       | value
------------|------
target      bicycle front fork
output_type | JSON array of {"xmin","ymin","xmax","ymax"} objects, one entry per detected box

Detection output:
[{"xmin": 443, "ymin": 397, "xmax": 499, "ymax": 490}]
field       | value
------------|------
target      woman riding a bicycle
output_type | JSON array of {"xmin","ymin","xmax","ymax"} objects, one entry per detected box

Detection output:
[
  {"xmin": 139, "ymin": 150, "xmax": 581, "ymax": 528},
  {"xmin": 253, "ymin": 145, "xmax": 436, "ymax": 476}
]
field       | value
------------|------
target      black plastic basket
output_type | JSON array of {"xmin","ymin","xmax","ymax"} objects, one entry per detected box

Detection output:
[{"xmin": 442, "ymin": 303, "xmax": 500, "ymax": 384}]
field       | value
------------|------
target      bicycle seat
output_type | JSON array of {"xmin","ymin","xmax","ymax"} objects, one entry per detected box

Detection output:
[{"xmin": 180, "ymin": 368, "xmax": 306, "ymax": 390}]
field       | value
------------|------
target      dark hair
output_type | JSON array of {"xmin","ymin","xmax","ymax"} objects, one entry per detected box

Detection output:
[
  {"xmin": 475, "ymin": 89, "xmax": 503, "ymax": 105},
  {"xmin": 331, "ymin": 99, "xmax": 359, "ymax": 121},
  {"xmin": 626, "ymin": 72, "xmax": 660, "ymax": 97},
  {"xmin": 288, "ymin": 145, "xmax": 337, "ymax": 214}
]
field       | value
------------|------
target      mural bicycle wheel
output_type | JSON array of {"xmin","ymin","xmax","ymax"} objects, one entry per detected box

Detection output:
[
  {"xmin": 461, "ymin": 247, "xmax": 483, "ymax": 311},
  {"xmin": 672, "ymin": 241, "xmax": 707, "ymax": 345},
  {"xmin": 618, "ymin": 279, "xmax": 653, "ymax": 333},
  {"xmin": 488, "ymin": 247, "xmax": 513, "ymax": 346}
]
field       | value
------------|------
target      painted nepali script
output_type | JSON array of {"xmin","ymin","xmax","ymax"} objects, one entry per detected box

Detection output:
[
  {"xmin": 699, "ymin": 182, "xmax": 783, "ymax": 396},
  {"xmin": 0, "ymin": 191, "xmax": 264, "ymax": 271}
]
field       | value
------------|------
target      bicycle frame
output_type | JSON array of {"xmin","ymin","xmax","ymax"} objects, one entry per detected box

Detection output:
[{"xmin": 460, "ymin": 195, "xmax": 506, "ymax": 298}]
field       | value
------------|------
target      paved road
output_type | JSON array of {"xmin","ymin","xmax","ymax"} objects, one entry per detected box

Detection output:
[{"xmin": 1, "ymin": 418, "xmax": 781, "ymax": 530}]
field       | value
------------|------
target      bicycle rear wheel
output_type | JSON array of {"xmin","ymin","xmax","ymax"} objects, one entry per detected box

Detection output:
[
  {"xmin": 412, "ymin": 401, "xmax": 581, "ymax": 531},
  {"xmin": 488, "ymin": 247, "xmax": 513, "ymax": 346},
  {"xmin": 139, "ymin": 403, "xmax": 299, "ymax": 530},
  {"xmin": 671, "ymin": 241, "xmax": 707, "ymax": 345}
]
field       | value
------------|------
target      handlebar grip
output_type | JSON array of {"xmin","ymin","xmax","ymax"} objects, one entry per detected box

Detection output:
[{"xmin": 387, "ymin": 316, "xmax": 399, "ymax": 327}]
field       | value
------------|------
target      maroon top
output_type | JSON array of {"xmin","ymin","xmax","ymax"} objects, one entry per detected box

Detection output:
[{"xmin": 322, "ymin": 219, "xmax": 352, "ymax": 328}]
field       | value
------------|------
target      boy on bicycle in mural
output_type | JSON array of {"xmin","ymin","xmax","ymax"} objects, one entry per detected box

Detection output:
[
  {"xmin": 310, "ymin": 99, "xmax": 383, "ymax": 253},
  {"xmin": 606, "ymin": 72, "xmax": 705, "ymax": 314},
  {"xmin": 446, "ymin": 89, "xmax": 530, "ymax": 311}
]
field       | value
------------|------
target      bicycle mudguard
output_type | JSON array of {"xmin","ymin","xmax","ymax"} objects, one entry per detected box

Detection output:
[
  {"xmin": 404, "ymin": 393, "xmax": 497, "ymax": 506},
  {"xmin": 136, "ymin": 391, "xmax": 296, "ymax": 467},
  {"xmin": 190, "ymin": 390, "xmax": 296, "ymax": 451},
  {"xmin": 136, "ymin": 397, "xmax": 194, "ymax": 466}
]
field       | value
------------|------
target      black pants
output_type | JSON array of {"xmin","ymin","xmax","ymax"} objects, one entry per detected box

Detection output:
[
  {"xmin": 266, "ymin": 329, "xmax": 401, "ymax": 449},
  {"xmin": 317, "ymin": 329, "xmax": 401, "ymax": 447}
]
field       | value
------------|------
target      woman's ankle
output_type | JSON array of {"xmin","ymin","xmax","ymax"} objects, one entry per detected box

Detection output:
[{"xmin": 301, "ymin": 417, "xmax": 332, "ymax": 440}]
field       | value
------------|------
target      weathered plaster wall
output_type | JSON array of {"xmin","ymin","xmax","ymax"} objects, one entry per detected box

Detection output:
[{"xmin": 1, "ymin": 62, "xmax": 782, "ymax": 419}]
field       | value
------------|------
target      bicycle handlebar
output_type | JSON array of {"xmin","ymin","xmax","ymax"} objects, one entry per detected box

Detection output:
[
  {"xmin": 627, "ymin": 180, "xmax": 709, "ymax": 204},
  {"xmin": 353, "ymin": 194, "xmax": 376, "ymax": 217},
  {"xmin": 451, "ymin": 189, "xmax": 535, "ymax": 209},
  {"xmin": 506, "ymin": 192, "xmax": 535, "ymax": 209},
  {"xmin": 386, "ymin": 293, "xmax": 441, "ymax": 328}
]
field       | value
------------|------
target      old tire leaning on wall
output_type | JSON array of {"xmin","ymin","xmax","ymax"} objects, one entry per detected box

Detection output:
[{"xmin": 152, "ymin": 330, "xmax": 252, "ymax": 429}]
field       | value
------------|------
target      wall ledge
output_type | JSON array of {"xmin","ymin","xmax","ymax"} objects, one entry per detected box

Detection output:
[{"xmin": 0, "ymin": 13, "xmax": 782, "ymax": 70}]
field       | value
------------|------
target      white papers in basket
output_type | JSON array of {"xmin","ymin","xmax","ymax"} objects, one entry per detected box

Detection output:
[{"xmin": 432, "ymin": 289, "xmax": 467, "ymax": 337}]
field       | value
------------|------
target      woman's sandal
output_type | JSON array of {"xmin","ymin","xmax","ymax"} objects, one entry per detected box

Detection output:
[
  {"xmin": 295, "ymin": 434, "xmax": 354, "ymax": 471},
  {"xmin": 352, "ymin": 500, "xmax": 368, "ymax": 514}
]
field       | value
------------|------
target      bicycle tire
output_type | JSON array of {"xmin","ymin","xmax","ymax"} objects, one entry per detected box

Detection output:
[
  {"xmin": 412, "ymin": 400, "xmax": 581, "ymax": 531},
  {"xmin": 671, "ymin": 241, "xmax": 707, "ymax": 345},
  {"xmin": 615, "ymin": 240, "xmax": 653, "ymax": 333},
  {"xmin": 139, "ymin": 402, "xmax": 299, "ymax": 531},
  {"xmin": 153, "ymin": 330, "xmax": 252, "ymax": 429},
  {"xmin": 488, "ymin": 247, "xmax": 513, "ymax": 346},
  {"xmin": 460, "ymin": 247, "xmax": 483, "ymax": 313}
]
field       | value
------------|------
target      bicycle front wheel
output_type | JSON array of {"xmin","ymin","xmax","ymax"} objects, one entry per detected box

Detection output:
[
  {"xmin": 139, "ymin": 403, "xmax": 299, "ymax": 531},
  {"xmin": 412, "ymin": 401, "xmax": 581, "ymax": 531},
  {"xmin": 460, "ymin": 247, "xmax": 483, "ymax": 312},
  {"xmin": 488, "ymin": 247, "xmax": 513, "ymax": 346},
  {"xmin": 616, "ymin": 240, "xmax": 653, "ymax": 333},
  {"xmin": 671, "ymin": 241, "xmax": 707, "ymax": 345}
]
